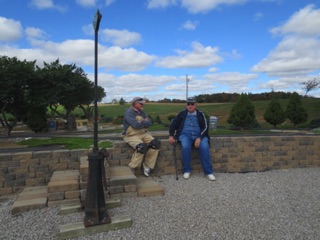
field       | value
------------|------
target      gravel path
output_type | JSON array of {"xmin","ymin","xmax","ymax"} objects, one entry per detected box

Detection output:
[{"xmin": 1, "ymin": 168, "xmax": 320, "ymax": 240}]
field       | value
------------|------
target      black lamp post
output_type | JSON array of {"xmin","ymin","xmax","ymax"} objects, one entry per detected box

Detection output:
[
  {"xmin": 93, "ymin": 9, "xmax": 102, "ymax": 151},
  {"xmin": 83, "ymin": 9, "xmax": 111, "ymax": 228}
]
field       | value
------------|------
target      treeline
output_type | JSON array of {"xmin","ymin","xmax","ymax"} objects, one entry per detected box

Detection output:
[{"xmin": 157, "ymin": 92, "xmax": 298, "ymax": 103}]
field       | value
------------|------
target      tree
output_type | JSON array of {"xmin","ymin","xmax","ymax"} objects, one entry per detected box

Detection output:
[
  {"xmin": 0, "ymin": 56, "xmax": 38, "ymax": 136},
  {"xmin": 119, "ymin": 98, "xmax": 125, "ymax": 105},
  {"xmin": 263, "ymin": 97, "xmax": 286, "ymax": 128},
  {"xmin": 227, "ymin": 93, "xmax": 257, "ymax": 130},
  {"xmin": 300, "ymin": 78, "xmax": 320, "ymax": 96},
  {"xmin": 285, "ymin": 92, "xmax": 308, "ymax": 127},
  {"xmin": 40, "ymin": 59, "xmax": 106, "ymax": 130}
]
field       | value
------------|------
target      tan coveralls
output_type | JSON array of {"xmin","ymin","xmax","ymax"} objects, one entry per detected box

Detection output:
[{"xmin": 123, "ymin": 113, "xmax": 159, "ymax": 169}]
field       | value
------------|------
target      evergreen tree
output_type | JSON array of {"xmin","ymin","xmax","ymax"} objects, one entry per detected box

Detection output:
[
  {"xmin": 285, "ymin": 92, "xmax": 308, "ymax": 127},
  {"xmin": 119, "ymin": 98, "xmax": 126, "ymax": 105},
  {"xmin": 227, "ymin": 93, "xmax": 257, "ymax": 130},
  {"xmin": 263, "ymin": 97, "xmax": 286, "ymax": 127}
]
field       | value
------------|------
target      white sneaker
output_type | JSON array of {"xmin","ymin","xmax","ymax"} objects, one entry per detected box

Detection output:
[
  {"xmin": 183, "ymin": 172, "xmax": 190, "ymax": 179},
  {"xmin": 143, "ymin": 163, "xmax": 150, "ymax": 177},
  {"xmin": 207, "ymin": 174, "xmax": 216, "ymax": 181}
]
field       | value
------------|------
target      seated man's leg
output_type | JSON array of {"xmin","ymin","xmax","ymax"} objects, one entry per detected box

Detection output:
[
  {"xmin": 142, "ymin": 134, "xmax": 159, "ymax": 169},
  {"xmin": 198, "ymin": 137, "xmax": 214, "ymax": 175},
  {"xmin": 123, "ymin": 135, "xmax": 145, "ymax": 169},
  {"xmin": 178, "ymin": 135, "xmax": 193, "ymax": 174}
]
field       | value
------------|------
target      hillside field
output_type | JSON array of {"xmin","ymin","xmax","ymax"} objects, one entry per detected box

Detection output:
[{"xmin": 86, "ymin": 98, "xmax": 320, "ymax": 129}]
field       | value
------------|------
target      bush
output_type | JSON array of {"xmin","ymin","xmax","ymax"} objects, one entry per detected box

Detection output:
[
  {"xmin": 24, "ymin": 107, "xmax": 48, "ymax": 133},
  {"xmin": 112, "ymin": 115, "xmax": 124, "ymax": 124},
  {"xmin": 227, "ymin": 93, "xmax": 257, "ymax": 130},
  {"xmin": 285, "ymin": 92, "xmax": 308, "ymax": 127},
  {"xmin": 167, "ymin": 115, "xmax": 176, "ymax": 122},
  {"xmin": 263, "ymin": 97, "xmax": 286, "ymax": 127},
  {"xmin": 155, "ymin": 115, "xmax": 162, "ymax": 124},
  {"xmin": 100, "ymin": 116, "xmax": 113, "ymax": 123},
  {"xmin": 310, "ymin": 118, "xmax": 320, "ymax": 129}
]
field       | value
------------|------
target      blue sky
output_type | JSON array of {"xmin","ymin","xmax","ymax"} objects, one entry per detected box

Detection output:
[{"xmin": 1, "ymin": 0, "xmax": 320, "ymax": 102}]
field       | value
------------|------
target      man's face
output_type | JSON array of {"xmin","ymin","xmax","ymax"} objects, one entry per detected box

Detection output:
[
  {"xmin": 186, "ymin": 102, "xmax": 196, "ymax": 112},
  {"xmin": 134, "ymin": 102, "xmax": 144, "ymax": 110}
]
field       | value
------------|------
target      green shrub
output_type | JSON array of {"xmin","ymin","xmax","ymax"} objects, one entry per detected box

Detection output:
[{"xmin": 227, "ymin": 93, "xmax": 257, "ymax": 130}]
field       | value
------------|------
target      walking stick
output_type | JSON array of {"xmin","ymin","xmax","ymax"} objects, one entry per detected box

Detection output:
[{"xmin": 173, "ymin": 140, "xmax": 179, "ymax": 180}]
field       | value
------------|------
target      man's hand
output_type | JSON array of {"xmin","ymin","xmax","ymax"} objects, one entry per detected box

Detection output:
[
  {"xmin": 194, "ymin": 138, "xmax": 201, "ymax": 148},
  {"xmin": 168, "ymin": 136, "xmax": 175, "ymax": 145}
]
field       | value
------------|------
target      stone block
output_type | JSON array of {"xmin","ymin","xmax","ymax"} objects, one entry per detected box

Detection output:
[
  {"xmin": 47, "ymin": 198, "xmax": 80, "ymax": 207},
  {"xmin": 48, "ymin": 191, "xmax": 65, "ymax": 201},
  {"xmin": 48, "ymin": 179, "xmax": 79, "ymax": 193},
  {"xmin": 25, "ymin": 178, "xmax": 46, "ymax": 187},
  {"xmin": 12, "ymin": 152, "xmax": 33, "ymax": 161},
  {"xmin": 52, "ymin": 150, "xmax": 71, "ymax": 158},
  {"xmin": 33, "ymin": 151, "xmax": 52, "ymax": 159},
  {"xmin": 0, "ymin": 153, "xmax": 12, "ymax": 161},
  {"xmin": 11, "ymin": 198, "xmax": 48, "ymax": 215},
  {"xmin": 0, "ymin": 187, "xmax": 12, "ymax": 196},
  {"xmin": 124, "ymin": 184, "xmax": 137, "ymax": 193},
  {"xmin": 20, "ymin": 158, "xmax": 40, "ymax": 166},
  {"xmin": 65, "ymin": 190, "xmax": 80, "ymax": 199},
  {"xmin": 59, "ymin": 215, "xmax": 132, "ymax": 240}
]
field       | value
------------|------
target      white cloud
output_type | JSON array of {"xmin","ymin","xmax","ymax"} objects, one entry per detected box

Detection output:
[
  {"xmin": 270, "ymin": 4, "xmax": 320, "ymax": 37},
  {"xmin": 0, "ymin": 17, "xmax": 23, "ymax": 42},
  {"xmin": 253, "ymin": 11, "xmax": 263, "ymax": 21},
  {"xmin": 181, "ymin": 20, "xmax": 198, "ymax": 30},
  {"xmin": 97, "ymin": 73, "xmax": 178, "ymax": 101},
  {"xmin": 101, "ymin": 29, "xmax": 142, "ymax": 47},
  {"xmin": 30, "ymin": 0, "xmax": 54, "ymax": 9},
  {"xmin": 155, "ymin": 41, "xmax": 223, "ymax": 68},
  {"xmin": 204, "ymin": 72, "xmax": 257, "ymax": 92},
  {"xmin": 30, "ymin": 0, "xmax": 67, "ymax": 11},
  {"xmin": 25, "ymin": 27, "xmax": 48, "ymax": 41},
  {"xmin": 0, "ymin": 35, "xmax": 154, "ymax": 71},
  {"xmin": 105, "ymin": 0, "xmax": 116, "ymax": 6},
  {"xmin": 252, "ymin": 5, "xmax": 320, "ymax": 77},
  {"xmin": 253, "ymin": 36, "xmax": 320, "ymax": 76},
  {"xmin": 183, "ymin": 0, "xmax": 247, "ymax": 13},
  {"xmin": 76, "ymin": 0, "xmax": 96, "ymax": 7},
  {"xmin": 147, "ymin": 0, "xmax": 178, "ymax": 9},
  {"xmin": 99, "ymin": 46, "xmax": 155, "ymax": 71}
]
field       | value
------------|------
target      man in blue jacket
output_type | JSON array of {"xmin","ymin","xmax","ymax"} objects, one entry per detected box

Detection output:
[{"xmin": 168, "ymin": 97, "xmax": 215, "ymax": 181}]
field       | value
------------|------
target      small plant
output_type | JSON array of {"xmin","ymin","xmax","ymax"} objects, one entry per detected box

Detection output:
[{"xmin": 155, "ymin": 115, "xmax": 162, "ymax": 124}]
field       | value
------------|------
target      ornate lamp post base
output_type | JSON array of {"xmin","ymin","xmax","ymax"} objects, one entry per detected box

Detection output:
[{"xmin": 83, "ymin": 150, "xmax": 111, "ymax": 227}]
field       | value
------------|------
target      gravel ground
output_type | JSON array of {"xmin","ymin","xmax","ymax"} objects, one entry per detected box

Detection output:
[{"xmin": 1, "ymin": 168, "xmax": 320, "ymax": 240}]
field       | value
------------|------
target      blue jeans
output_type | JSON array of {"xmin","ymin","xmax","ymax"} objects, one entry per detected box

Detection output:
[{"xmin": 178, "ymin": 135, "xmax": 214, "ymax": 175}]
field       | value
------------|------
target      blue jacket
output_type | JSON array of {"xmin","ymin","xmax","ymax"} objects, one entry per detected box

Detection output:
[{"xmin": 169, "ymin": 109, "xmax": 210, "ymax": 142}]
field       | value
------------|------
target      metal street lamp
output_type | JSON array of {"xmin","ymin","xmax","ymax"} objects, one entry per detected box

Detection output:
[
  {"xmin": 93, "ymin": 9, "xmax": 102, "ymax": 150},
  {"xmin": 83, "ymin": 9, "xmax": 111, "ymax": 228}
]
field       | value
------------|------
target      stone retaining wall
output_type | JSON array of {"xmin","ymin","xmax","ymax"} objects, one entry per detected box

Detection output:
[{"xmin": 1, "ymin": 135, "xmax": 319, "ymax": 196}]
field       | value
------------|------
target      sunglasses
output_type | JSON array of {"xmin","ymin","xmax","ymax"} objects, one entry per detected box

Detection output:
[{"xmin": 187, "ymin": 103, "xmax": 195, "ymax": 106}]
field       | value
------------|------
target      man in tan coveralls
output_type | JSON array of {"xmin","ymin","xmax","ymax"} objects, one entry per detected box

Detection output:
[{"xmin": 122, "ymin": 97, "xmax": 160, "ymax": 177}]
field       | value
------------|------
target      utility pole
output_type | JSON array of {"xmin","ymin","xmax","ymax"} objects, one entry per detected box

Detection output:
[{"xmin": 186, "ymin": 74, "xmax": 189, "ymax": 100}]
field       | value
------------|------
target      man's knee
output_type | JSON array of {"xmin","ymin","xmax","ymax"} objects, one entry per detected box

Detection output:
[
  {"xmin": 136, "ymin": 143, "xmax": 148, "ymax": 154},
  {"xmin": 148, "ymin": 138, "xmax": 161, "ymax": 149}
]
